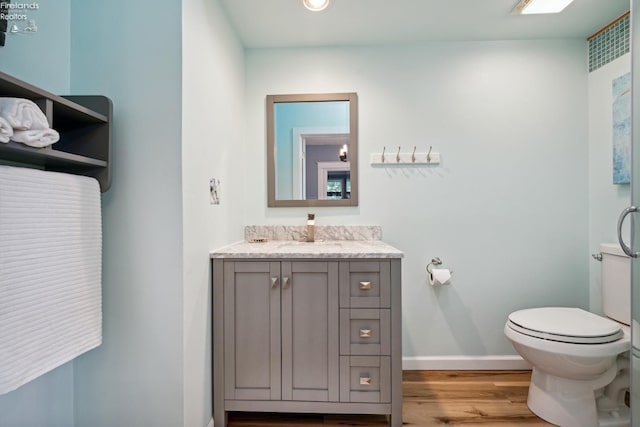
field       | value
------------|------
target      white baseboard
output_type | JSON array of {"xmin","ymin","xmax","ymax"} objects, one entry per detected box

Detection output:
[
  {"xmin": 402, "ymin": 355, "xmax": 531, "ymax": 370},
  {"xmin": 207, "ymin": 418, "xmax": 214, "ymax": 427}
]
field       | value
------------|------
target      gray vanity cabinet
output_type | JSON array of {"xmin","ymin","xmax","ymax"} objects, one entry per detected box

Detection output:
[
  {"xmin": 212, "ymin": 254, "xmax": 402, "ymax": 427},
  {"xmin": 222, "ymin": 260, "xmax": 340, "ymax": 403}
]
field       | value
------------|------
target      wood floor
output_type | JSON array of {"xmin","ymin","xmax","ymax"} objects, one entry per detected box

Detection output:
[{"xmin": 227, "ymin": 370, "xmax": 553, "ymax": 426}]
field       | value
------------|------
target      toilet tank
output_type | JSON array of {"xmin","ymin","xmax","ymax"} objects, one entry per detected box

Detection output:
[{"xmin": 600, "ymin": 243, "xmax": 631, "ymax": 325}]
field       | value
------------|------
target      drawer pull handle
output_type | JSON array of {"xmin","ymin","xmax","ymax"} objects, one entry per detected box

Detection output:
[
  {"xmin": 271, "ymin": 277, "xmax": 279, "ymax": 289},
  {"xmin": 282, "ymin": 276, "xmax": 290, "ymax": 289},
  {"xmin": 359, "ymin": 281, "xmax": 372, "ymax": 290},
  {"xmin": 360, "ymin": 377, "xmax": 372, "ymax": 386},
  {"xmin": 359, "ymin": 329, "xmax": 372, "ymax": 338}
]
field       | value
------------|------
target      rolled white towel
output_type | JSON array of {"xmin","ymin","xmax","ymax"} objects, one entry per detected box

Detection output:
[
  {"xmin": 11, "ymin": 128, "xmax": 60, "ymax": 148},
  {"xmin": 0, "ymin": 116, "xmax": 12, "ymax": 143},
  {"xmin": 0, "ymin": 97, "xmax": 50, "ymax": 131}
]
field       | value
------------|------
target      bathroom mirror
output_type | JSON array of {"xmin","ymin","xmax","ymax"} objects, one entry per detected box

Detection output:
[{"xmin": 266, "ymin": 92, "xmax": 358, "ymax": 207}]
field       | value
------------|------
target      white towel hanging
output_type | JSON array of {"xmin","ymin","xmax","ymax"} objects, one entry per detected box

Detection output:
[{"xmin": 0, "ymin": 166, "xmax": 102, "ymax": 394}]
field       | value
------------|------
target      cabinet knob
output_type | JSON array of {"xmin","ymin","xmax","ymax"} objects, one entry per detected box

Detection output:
[
  {"xmin": 271, "ymin": 277, "xmax": 279, "ymax": 289},
  {"xmin": 359, "ymin": 329, "xmax": 372, "ymax": 338},
  {"xmin": 360, "ymin": 377, "xmax": 372, "ymax": 386},
  {"xmin": 359, "ymin": 281, "xmax": 372, "ymax": 290},
  {"xmin": 282, "ymin": 276, "xmax": 290, "ymax": 289}
]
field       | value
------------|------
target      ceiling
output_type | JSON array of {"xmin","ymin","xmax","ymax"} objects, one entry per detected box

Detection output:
[{"xmin": 219, "ymin": 0, "xmax": 630, "ymax": 48}]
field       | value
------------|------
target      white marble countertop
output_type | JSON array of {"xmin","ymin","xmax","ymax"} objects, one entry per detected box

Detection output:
[{"xmin": 210, "ymin": 239, "xmax": 403, "ymax": 259}]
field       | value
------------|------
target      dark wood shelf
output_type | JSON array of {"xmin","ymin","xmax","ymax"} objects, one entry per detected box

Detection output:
[
  {"xmin": 0, "ymin": 71, "xmax": 112, "ymax": 191},
  {"xmin": 0, "ymin": 141, "xmax": 107, "ymax": 168}
]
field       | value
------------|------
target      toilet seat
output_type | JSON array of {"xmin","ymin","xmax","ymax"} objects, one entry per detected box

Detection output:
[{"xmin": 507, "ymin": 307, "xmax": 623, "ymax": 344}]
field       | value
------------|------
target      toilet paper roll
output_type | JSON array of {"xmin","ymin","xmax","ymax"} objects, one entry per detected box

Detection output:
[{"xmin": 429, "ymin": 268, "xmax": 452, "ymax": 286}]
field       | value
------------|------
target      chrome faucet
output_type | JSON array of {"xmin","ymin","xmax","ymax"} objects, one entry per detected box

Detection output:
[{"xmin": 306, "ymin": 213, "xmax": 315, "ymax": 242}]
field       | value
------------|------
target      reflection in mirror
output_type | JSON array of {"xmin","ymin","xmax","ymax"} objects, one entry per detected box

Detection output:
[{"xmin": 267, "ymin": 93, "xmax": 358, "ymax": 207}]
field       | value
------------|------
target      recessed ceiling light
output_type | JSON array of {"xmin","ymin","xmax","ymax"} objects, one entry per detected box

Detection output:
[
  {"xmin": 512, "ymin": 0, "xmax": 574, "ymax": 14},
  {"xmin": 303, "ymin": 0, "xmax": 331, "ymax": 12}
]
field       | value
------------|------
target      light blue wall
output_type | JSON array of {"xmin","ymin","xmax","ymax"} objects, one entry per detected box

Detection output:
[
  {"xmin": 0, "ymin": 0, "xmax": 70, "ymax": 93},
  {"xmin": 70, "ymin": 0, "xmax": 184, "ymax": 426},
  {"xmin": 244, "ymin": 42, "xmax": 590, "ymax": 360},
  {"xmin": 0, "ymin": 362, "xmax": 74, "ymax": 427}
]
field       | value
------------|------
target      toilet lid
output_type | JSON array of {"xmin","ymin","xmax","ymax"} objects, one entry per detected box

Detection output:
[{"xmin": 507, "ymin": 307, "xmax": 623, "ymax": 344}]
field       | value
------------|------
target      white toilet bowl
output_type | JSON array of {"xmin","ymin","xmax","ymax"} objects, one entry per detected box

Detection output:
[{"xmin": 504, "ymin": 307, "xmax": 630, "ymax": 427}]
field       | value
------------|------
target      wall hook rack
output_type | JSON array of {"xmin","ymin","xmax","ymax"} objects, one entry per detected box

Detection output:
[{"xmin": 370, "ymin": 145, "xmax": 441, "ymax": 166}]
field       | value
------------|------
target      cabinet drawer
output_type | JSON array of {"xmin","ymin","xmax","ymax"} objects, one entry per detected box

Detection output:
[
  {"xmin": 340, "ymin": 309, "xmax": 390, "ymax": 356},
  {"xmin": 340, "ymin": 356, "xmax": 390, "ymax": 403},
  {"xmin": 339, "ymin": 261, "xmax": 390, "ymax": 308}
]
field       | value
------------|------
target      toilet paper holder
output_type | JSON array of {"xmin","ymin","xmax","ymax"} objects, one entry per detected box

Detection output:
[
  {"xmin": 426, "ymin": 257, "xmax": 442, "ymax": 274},
  {"xmin": 426, "ymin": 257, "xmax": 453, "ymax": 279}
]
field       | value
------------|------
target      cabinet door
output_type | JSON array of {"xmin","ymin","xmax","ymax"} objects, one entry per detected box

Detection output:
[
  {"xmin": 281, "ymin": 261, "xmax": 340, "ymax": 402},
  {"xmin": 224, "ymin": 261, "xmax": 281, "ymax": 400}
]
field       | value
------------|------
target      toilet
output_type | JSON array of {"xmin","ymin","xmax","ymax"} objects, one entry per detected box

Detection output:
[{"xmin": 504, "ymin": 243, "xmax": 631, "ymax": 427}]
